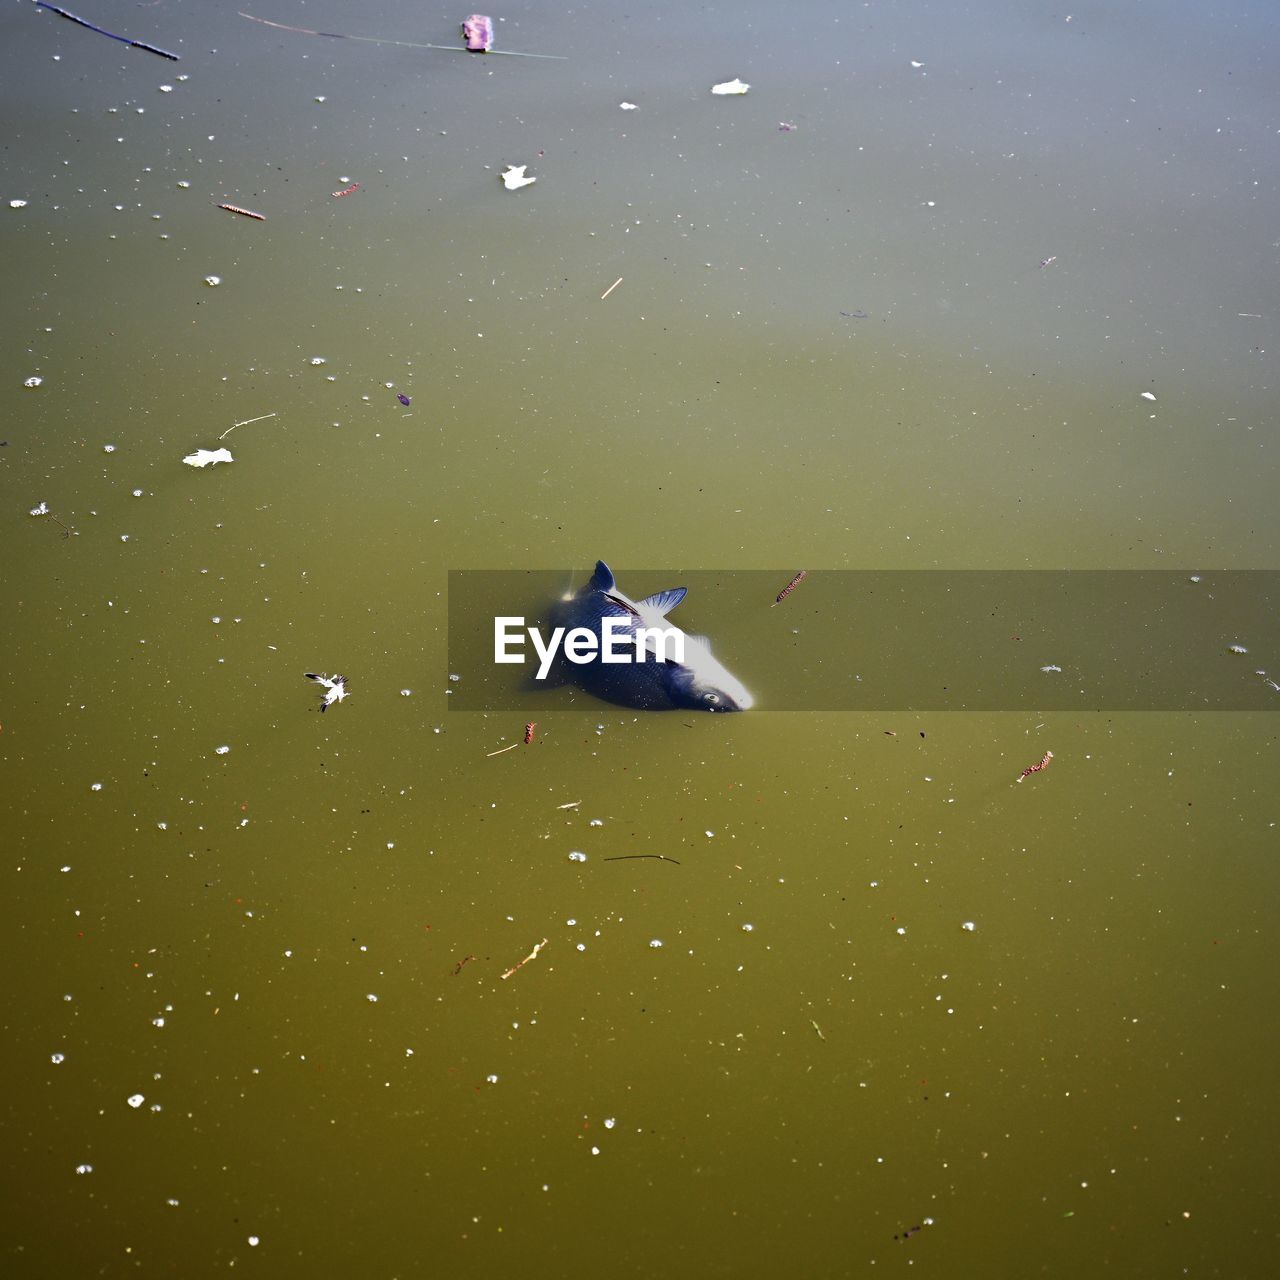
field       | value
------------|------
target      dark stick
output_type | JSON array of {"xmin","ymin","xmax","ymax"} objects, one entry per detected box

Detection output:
[
  {"xmin": 603, "ymin": 854, "xmax": 682, "ymax": 865},
  {"xmin": 36, "ymin": 2, "xmax": 180, "ymax": 60}
]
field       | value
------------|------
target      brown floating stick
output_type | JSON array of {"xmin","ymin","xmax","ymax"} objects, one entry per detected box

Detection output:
[
  {"xmin": 1016, "ymin": 750, "xmax": 1054, "ymax": 783},
  {"xmin": 217, "ymin": 203, "xmax": 266, "ymax": 220},
  {"xmin": 772, "ymin": 570, "xmax": 807, "ymax": 606}
]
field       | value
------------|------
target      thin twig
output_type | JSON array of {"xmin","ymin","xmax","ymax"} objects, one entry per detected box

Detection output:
[
  {"xmin": 500, "ymin": 938, "xmax": 548, "ymax": 980},
  {"xmin": 486, "ymin": 743, "xmax": 520, "ymax": 757},
  {"xmin": 219, "ymin": 412, "xmax": 276, "ymax": 440},
  {"xmin": 603, "ymin": 854, "xmax": 681, "ymax": 865},
  {"xmin": 600, "ymin": 277, "xmax": 623, "ymax": 301},
  {"xmin": 36, "ymin": 2, "xmax": 180, "ymax": 60}
]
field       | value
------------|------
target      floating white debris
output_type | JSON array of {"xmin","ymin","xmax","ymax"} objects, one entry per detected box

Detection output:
[
  {"xmin": 1141, "ymin": 391, "xmax": 1157, "ymax": 401},
  {"xmin": 29, "ymin": 501, "xmax": 50, "ymax": 517},
  {"xmin": 305, "ymin": 671, "xmax": 349, "ymax": 711},
  {"xmin": 366, "ymin": 993, "xmax": 379, "ymax": 1002},
  {"xmin": 648, "ymin": 939, "xmax": 664, "ymax": 948},
  {"xmin": 10, "ymin": 199, "xmax": 29, "ymax": 209},
  {"xmin": 132, "ymin": 488, "xmax": 144, "ymax": 497},
  {"xmin": 51, "ymin": 1052, "xmax": 65, "ymax": 1064},
  {"xmin": 90, "ymin": 782, "xmax": 103, "ymax": 792},
  {"xmin": 568, "ymin": 851, "xmax": 587, "ymax": 863},
  {"xmin": 961, "ymin": 921, "xmax": 976, "ymax": 932},
  {"xmin": 500, "ymin": 164, "xmax": 537, "ymax": 191},
  {"xmin": 741, "ymin": 922, "xmax": 755, "ymax": 932},
  {"xmin": 75, "ymin": 1164, "xmax": 93, "ymax": 1175},
  {"xmin": 203, "ymin": 275, "xmax": 221, "ymax": 286},
  {"xmin": 177, "ymin": 180, "xmax": 191, "ymax": 189},
  {"xmin": 896, "ymin": 926, "xmax": 907, "ymax": 936},
  {"xmin": 910, "ymin": 60, "xmax": 925, "ymax": 68},
  {"xmin": 619, "ymin": 102, "xmax": 638, "ymax": 110},
  {"xmin": 400, "ymin": 688, "xmax": 413, "ymax": 697},
  {"xmin": 1040, "ymin": 664, "xmax": 1063, "ymax": 673},
  {"xmin": 589, "ymin": 818, "xmax": 603, "ymax": 827},
  {"xmin": 24, "ymin": 376, "xmax": 43, "ymax": 388},
  {"xmin": 159, "ymin": 85, "xmax": 174, "ymax": 93},
  {"xmin": 103, "ymin": 444, "xmax": 116, "ymax": 454},
  {"xmin": 603, "ymin": 1117, "xmax": 616, "ymax": 1129},
  {"xmin": 182, "ymin": 447, "xmax": 234, "ymax": 468},
  {"xmin": 214, "ymin": 745, "xmax": 230, "ymax": 755},
  {"xmin": 711, "ymin": 78, "xmax": 750, "ymax": 95},
  {"xmin": 127, "ymin": 1094, "xmax": 145, "ymax": 1108},
  {"xmin": 309, "ymin": 356, "xmax": 327, "ymax": 366},
  {"xmin": 1227, "ymin": 643, "xmax": 1248, "ymax": 655}
]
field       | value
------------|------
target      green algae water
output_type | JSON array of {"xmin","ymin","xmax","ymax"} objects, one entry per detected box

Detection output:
[{"xmin": 2, "ymin": 2, "xmax": 1277, "ymax": 1276}]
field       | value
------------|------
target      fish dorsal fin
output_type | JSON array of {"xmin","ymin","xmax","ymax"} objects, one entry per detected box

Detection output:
[
  {"xmin": 637, "ymin": 587, "xmax": 687, "ymax": 617},
  {"xmin": 588, "ymin": 560, "xmax": 615, "ymax": 593}
]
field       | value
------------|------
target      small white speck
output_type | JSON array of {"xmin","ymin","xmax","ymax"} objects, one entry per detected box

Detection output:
[
  {"xmin": 896, "ymin": 926, "xmax": 907, "ymax": 936},
  {"xmin": 127, "ymin": 1094, "xmax": 145, "ymax": 1108},
  {"xmin": 591, "ymin": 1146, "xmax": 601, "ymax": 1155},
  {"xmin": 309, "ymin": 356, "xmax": 327, "ymax": 366},
  {"xmin": 24, "ymin": 376, "xmax": 43, "ymax": 388},
  {"xmin": 215, "ymin": 745, "xmax": 230, "ymax": 755},
  {"xmin": 132, "ymin": 488, "xmax": 144, "ymax": 497},
  {"xmin": 51, "ymin": 1052, "xmax": 66, "ymax": 1064},
  {"xmin": 400, "ymin": 688, "xmax": 413, "ymax": 696},
  {"xmin": 75, "ymin": 1164, "xmax": 93, "ymax": 1175},
  {"xmin": 1141, "ymin": 391, "xmax": 1157, "ymax": 401},
  {"xmin": 603, "ymin": 1117, "xmax": 616, "ymax": 1129},
  {"xmin": 705, "ymin": 830, "xmax": 715, "ymax": 838},
  {"xmin": 90, "ymin": 782, "xmax": 103, "ymax": 792},
  {"xmin": 1040, "ymin": 664, "xmax": 1062, "ymax": 673},
  {"xmin": 1228, "ymin": 643, "xmax": 1248, "ymax": 655},
  {"xmin": 29, "ymin": 501, "xmax": 50, "ymax": 516},
  {"xmin": 10, "ymin": 199, "xmax": 29, "ymax": 209},
  {"xmin": 203, "ymin": 275, "xmax": 221, "ymax": 287},
  {"xmin": 248, "ymin": 1236, "xmax": 259, "ymax": 1247},
  {"xmin": 568, "ymin": 851, "xmax": 587, "ymax": 862},
  {"xmin": 366, "ymin": 993, "xmax": 379, "ymax": 1002},
  {"xmin": 649, "ymin": 939, "xmax": 664, "ymax": 949},
  {"xmin": 961, "ymin": 921, "xmax": 976, "ymax": 932},
  {"xmin": 486, "ymin": 1073, "xmax": 499, "ymax": 1084},
  {"xmin": 741, "ymin": 923, "xmax": 755, "ymax": 932}
]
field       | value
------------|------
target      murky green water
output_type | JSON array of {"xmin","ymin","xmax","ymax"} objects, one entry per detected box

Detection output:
[{"xmin": 3, "ymin": 1, "xmax": 1277, "ymax": 1275}]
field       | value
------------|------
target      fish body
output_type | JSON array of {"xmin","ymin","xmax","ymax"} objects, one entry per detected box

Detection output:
[{"xmin": 542, "ymin": 561, "xmax": 753, "ymax": 711}]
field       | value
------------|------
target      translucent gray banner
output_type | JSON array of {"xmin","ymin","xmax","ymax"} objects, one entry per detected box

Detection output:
[{"xmin": 446, "ymin": 570, "xmax": 1279, "ymax": 711}]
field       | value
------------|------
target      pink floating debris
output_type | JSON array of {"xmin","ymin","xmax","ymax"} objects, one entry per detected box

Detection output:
[{"xmin": 462, "ymin": 14, "xmax": 494, "ymax": 52}]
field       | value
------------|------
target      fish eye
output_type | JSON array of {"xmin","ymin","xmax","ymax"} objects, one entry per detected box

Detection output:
[{"xmin": 703, "ymin": 692, "xmax": 720, "ymax": 704}]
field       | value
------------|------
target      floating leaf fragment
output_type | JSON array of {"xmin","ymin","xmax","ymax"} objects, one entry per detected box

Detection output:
[
  {"xmin": 500, "ymin": 164, "xmax": 537, "ymax": 190},
  {"xmin": 182, "ymin": 447, "xmax": 234, "ymax": 468}
]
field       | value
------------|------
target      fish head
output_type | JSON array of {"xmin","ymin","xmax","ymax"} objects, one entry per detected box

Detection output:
[{"xmin": 664, "ymin": 635, "xmax": 755, "ymax": 712}]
